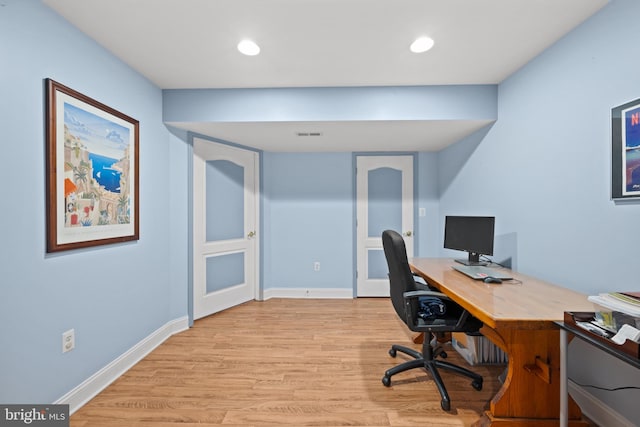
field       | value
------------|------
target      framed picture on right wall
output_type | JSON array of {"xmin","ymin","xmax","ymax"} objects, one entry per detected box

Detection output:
[{"xmin": 612, "ymin": 97, "xmax": 640, "ymax": 200}]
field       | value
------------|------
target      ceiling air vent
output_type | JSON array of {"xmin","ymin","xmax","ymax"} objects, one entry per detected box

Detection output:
[{"xmin": 296, "ymin": 132, "xmax": 323, "ymax": 137}]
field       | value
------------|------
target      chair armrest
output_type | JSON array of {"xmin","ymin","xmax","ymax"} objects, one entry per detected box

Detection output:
[{"xmin": 403, "ymin": 290, "xmax": 451, "ymax": 301}]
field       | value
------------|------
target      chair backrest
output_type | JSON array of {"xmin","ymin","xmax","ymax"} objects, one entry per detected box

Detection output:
[{"xmin": 382, "ymin": 229, "xmax": 421, "ymax": 325}]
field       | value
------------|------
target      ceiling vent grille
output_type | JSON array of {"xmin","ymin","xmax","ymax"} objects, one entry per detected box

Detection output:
[{"xmin": 296, "ymin": 132, "xmax": 323, "ymax": 137}]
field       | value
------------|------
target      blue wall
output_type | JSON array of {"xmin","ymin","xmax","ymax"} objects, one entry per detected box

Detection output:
[
  {"xmin": 439, "ymin": 0, "xmax": 640, "ymax": 292},
  {"xmin": 437, "ymin": 0, "xmax": 640, "ymax": 420},
  {"xmin": 261, "ymin": 150, "xmax": 442, "ymax": 295},
  {"xmin": 263, "ymin": 153, "xmax": 354, "ymax": 291},
  {"xmin": 0, "ymin": 0, "xmax": 187, "ymax": 403},
  {"xmin": 164, "ymin": 85, "xmax": 497, "ymax": 123},
  {"xmin": 417, "ymin": 151, "xmax": 454, "ymax": 257}
]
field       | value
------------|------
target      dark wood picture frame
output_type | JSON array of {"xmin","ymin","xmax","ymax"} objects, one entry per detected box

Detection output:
[
  {"xmin": 611, "ymin": 97, "xmax": 640, "ymax": 200},
  {"xmin": 46, "ymin": 79, "xmax": 139, "ymax": 252}
]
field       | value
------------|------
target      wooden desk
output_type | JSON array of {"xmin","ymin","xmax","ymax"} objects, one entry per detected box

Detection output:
[{"xmin": 410, "ymin": 258, "xmax": 595, "ymax": 427}]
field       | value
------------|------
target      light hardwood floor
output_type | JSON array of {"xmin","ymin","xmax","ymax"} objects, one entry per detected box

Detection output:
[{"xmin": 71, "ymin": 298, "xmax": 508, "ymax": 426}]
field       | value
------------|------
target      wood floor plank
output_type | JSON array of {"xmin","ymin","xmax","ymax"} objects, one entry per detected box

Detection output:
[{"xmin": 71, "ymin": 298, "xmax": 506, "ymax": 426}]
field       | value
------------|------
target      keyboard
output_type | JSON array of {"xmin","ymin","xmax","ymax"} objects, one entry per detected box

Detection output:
[{"xmin": 452, "ymin": 265, "xmax": 513, "ymax": 281}]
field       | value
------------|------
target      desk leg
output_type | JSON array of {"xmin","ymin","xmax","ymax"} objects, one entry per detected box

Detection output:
[
  {"xmin": 473, "ymin": 327, "xmax": 586, "ymax": 427},
  {"xmin": 560, "ymin": 329, "xmax": 568, "ymax": 427}
]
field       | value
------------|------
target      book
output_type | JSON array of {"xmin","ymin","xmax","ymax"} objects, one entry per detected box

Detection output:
[
  {"xmin": 608, "ymin": 292, "xmax": 640, "ymax": 307},
  {"xmin": 621, "ymin": 291, "xmax": 640, "ymax": 301}
]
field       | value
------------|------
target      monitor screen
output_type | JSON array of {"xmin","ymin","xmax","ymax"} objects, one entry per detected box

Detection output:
[{"xmin": 443, "ymin": 216, "xmax": 495, "ymax": 265}]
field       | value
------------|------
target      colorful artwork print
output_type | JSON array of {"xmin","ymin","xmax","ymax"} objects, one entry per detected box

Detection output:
[
  {"xmin": 63, "ymin": 103, "xmax": 132, "ymax": 227},
  {"xmin": 46, "ymin": 79, "xmax": 139, "ymax": 252},
  {"xmin": 622, "ymin": 104, "xmax": 640, "ymax": 195}
]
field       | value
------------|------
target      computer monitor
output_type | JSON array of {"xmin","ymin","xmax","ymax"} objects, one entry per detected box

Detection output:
[{"xmin": 443, "ymin": 216, "xmax": 495, "ymax": 266}]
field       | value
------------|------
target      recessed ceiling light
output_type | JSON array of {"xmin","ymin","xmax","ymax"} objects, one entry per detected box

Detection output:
[
  {"xmin": 237, "ymin": 39, "xmax": 260, "ymax": 56},
  {"xmin": 410, "ymin": 36, "xmax": 434, "ymax": 53}
]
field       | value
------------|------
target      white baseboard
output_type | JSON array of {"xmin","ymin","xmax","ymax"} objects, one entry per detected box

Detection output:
[
  {"xmin": 569, "ymin": 380, "xmax": 636, "ymax": 427},
  {"xmin": 263, "ymin": 287, "xmax": 354, "ymax": 300},
  {"xmin": 55, "ymin": 316, "xmax": 189, "ymax": 414}
]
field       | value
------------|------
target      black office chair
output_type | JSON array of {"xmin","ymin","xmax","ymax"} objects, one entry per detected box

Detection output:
[{"xmin": 381, "ymin": 229, "xmax": 483, "ymax": 411}]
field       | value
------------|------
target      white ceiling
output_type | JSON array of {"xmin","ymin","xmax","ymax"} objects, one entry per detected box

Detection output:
[{"xmin": 44, "ymin": 0, "xmax": 608, "ymax": 151}]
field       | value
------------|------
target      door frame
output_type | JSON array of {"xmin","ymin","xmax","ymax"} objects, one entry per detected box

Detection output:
[
  {"xmin": 187, "ymin": 133, "xmax": 262, "ymax": 326},
  {"xmin": 352, "ymin": 153, "xmax": 418, "ymax": 297}
]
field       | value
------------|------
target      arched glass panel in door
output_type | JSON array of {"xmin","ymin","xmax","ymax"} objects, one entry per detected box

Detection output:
[
  {"xmin": 367, "ymin": 167, "xmax": 402, "ymax": 280},
  {"xmin": 204, "ymin": 159, "xmax": 245, "ymax": 296},
  {"xmin": 205, "ymin": 160, "xmax": 244, "ymax": 242}
]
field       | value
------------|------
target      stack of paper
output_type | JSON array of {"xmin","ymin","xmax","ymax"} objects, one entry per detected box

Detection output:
[
  {"xmin": 588, "ymin": 292, "xmax": 640, "ymax": 317},
  {"xmin": 588, "ymin": 292, "xmax": 640, "ymax": 332}
]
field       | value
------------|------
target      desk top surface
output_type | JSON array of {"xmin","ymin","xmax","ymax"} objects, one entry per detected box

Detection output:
[{"xmin": 410, "ymin": 258, "xmax": 595, "ymax": 330}]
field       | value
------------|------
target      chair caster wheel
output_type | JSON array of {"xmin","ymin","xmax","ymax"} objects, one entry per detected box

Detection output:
[
  {"xmin": 382, "ymin": 376, "xmax": 391, "ymax": 387},
  {"xmin": 472, "ymin": 379, "xmax": 483, "ymax": 391},
  {"xmin": 438, "ymin": 350, "xmax": 447, "ymax": 359},
  {"xmin": 440, "ymin": 400, "xmax": 450, "ymax": 411},
  {"xmin": 388, "ymin": 348, "xmax": 397, "ymax": 357}
]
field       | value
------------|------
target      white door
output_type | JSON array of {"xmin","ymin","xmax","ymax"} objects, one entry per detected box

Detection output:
[
  {"xmin": 356, "ymin": 156, "xmax": 413, "ymax": 297},
  {"xmin": 193, "ymin": 138, "xmax": 258, "ymax": 319}
]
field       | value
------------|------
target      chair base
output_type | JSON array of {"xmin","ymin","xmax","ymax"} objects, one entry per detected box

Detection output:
[{"xmin": 381, "ymin": 341, "xmax": 483, "ymax": 411}]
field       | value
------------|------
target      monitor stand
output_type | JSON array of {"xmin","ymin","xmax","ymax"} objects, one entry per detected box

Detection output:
[{"xmin": 454, "ymin": 252, "xmax": 487, "ymax": 266}]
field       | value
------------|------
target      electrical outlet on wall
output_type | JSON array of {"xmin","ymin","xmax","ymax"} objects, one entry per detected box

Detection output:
[
  {"xmin": 62, "ymin": 329, "xmax": 75, "ymax": 353},
  {"xmin": 313, "ymin": 262, "xmax": 320, "ymax": 271}
]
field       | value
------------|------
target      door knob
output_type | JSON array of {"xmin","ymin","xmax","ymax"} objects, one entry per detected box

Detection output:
[
  {"xmin": 247, "ymin": 231, "xmax": 256, "ymax": 238},
  {"xmin": 403, "ymin": 231, "xmax": 412, "ymax": 237}
]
